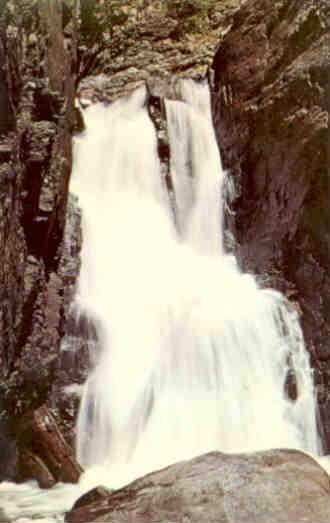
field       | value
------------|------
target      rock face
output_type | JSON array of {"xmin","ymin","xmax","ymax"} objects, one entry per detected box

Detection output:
[
  {"xmin": 17, "ymin": 405, "xmax": 82, "ymax": 488},
  {"xmin": 65, "ymin": 449, "xmax": 330, "ymax": 523},
  {"xmin": 212, "ymin": 0, "xmax": 330, "ymax": 451},
  {"xmin": 77, "ymin": 0, "xmax": 243, "ymax": 104},
  {"xmin": 0, "ymin": 1, "xmax": 82, "ymax": 484}
]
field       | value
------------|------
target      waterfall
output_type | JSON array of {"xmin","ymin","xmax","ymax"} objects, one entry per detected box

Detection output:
[{"xmin": 71, "ymin": 80, "xmax": 320, "ymax": 489}]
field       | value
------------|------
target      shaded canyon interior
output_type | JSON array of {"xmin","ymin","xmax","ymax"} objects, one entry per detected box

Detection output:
[{"xmin": 0, "ymin": 0, "xmax": 329, "ymax": 521}]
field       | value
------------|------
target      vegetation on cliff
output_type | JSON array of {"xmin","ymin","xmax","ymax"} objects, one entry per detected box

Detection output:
[{"xmin": 69, "ymin": 0, "xmax": 240, "ymax": 84}]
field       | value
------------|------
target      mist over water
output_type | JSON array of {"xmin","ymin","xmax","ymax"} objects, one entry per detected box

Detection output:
[{"xmin": 72, "ymin": 80, "xmax": 320, "ymax": 488}]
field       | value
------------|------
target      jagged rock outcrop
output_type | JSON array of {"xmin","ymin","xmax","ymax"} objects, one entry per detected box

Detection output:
[
  {"xmin": 212, "ymin": 0, "xmax": 330, "ymax": 451},
  {"xmin": 77, "ymin": 0, "xmax": 243, "ymax": 104},
  {"xmin": 17, "ymin": 405, "xmax": 82, "ymax": 488},
  {"xmin": 65, "ymin": 449, "xmax": 330, "ymax": 523},
  {"xmin": 0, "ymin": 0, "xmax": 82, "ymax": 484}
]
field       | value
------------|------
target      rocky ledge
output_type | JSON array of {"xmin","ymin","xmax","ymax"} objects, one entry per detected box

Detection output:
[
  {"xmin": 65, "ymin": 449, "xmax": 330, "ymax": 523},
  {"xmin": 77, "ymin": 0, "xmax": 243, "ymax": 104}
]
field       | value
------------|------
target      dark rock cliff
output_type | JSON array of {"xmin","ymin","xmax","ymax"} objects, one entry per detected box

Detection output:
[
  {"xmin": 0, "ymin": 0, "xmax": 82, "ymax": 484},
  {"xmin": 212, "ymin": 0, "xmax": 330, "ymax": 451}
]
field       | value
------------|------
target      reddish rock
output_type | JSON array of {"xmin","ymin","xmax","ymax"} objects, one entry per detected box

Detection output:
[
  {"xmin": 212, "ymin": 0, "xmax": 330, "ymax": 451},
  {"xmin": 18, "ymin": 405, "xmax": 83, "ymax": 486},
  {"xmin": 19, "ymin": 448, "xmax": 56, "ymax": 489}
]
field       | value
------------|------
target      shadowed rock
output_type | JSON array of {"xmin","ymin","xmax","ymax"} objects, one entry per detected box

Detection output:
[{"xmin": 212, "ymin": 0, "xmax": 330, "ymax": 451}]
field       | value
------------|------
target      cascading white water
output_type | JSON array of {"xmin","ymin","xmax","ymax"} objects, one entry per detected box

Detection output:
[
  {"xmin": 165, "ymin": 84, "xmax": 222, "ymax": 255},
  {"xmin": 72, "ymin": 79, "xmax": 320, "ymax": 489},
  {"xmin": 0, "ymin": 79, "xmax": 327, "ymax": 523}
]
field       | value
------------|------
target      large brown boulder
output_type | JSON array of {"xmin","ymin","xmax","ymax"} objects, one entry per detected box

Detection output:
[
  {"xmin": 65, "ymin": 449, "xmax": 330, "ymax": 523},
  {"xmin": 211, "ymin": 0, "xmax": 330, "ymax": 450}
]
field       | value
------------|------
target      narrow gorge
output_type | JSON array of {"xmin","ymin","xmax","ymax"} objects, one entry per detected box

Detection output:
[{"xmin": 0, "ymin": 1, "xmax": 329, "ymax": 522}]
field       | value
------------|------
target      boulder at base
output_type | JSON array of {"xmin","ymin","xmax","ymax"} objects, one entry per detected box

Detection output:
[{"xmin": 65, "ymin": 449, "xmax": 330, "ymax": 523}]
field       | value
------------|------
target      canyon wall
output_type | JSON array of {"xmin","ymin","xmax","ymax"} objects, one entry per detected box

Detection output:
[
  {"xmin": 212, "ymin": 0, "xmax": 330, "ymax": 450},
  {"xmin": 0, "ymin": 0, "xmax": 82, "ymax": 484}
]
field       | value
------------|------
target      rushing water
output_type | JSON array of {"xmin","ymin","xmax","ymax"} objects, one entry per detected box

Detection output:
[
  {"xmin": 74, "ymin": 79, "xmax": 320, "ymax": 486},
  {"xmin": 0, "ymin": 80, "xmax": 326, "ymax": 522}
]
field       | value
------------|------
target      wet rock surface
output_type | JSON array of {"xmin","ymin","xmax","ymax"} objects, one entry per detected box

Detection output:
[
  {"xmin": 17, "ymin": 405, "xmax": 82, "ymax": 487},
  {"xmin": 212, "ymin": 0, "xmax": 330, "ymax": 451},
  {"xmin": 65, "ymin": 449, "xmax": 330, "ymax": 523}
]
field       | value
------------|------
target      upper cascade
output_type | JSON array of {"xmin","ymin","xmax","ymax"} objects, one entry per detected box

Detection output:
[{"xmin": 165, "ymin": 80, "xmax": 223, "ymax": 255}]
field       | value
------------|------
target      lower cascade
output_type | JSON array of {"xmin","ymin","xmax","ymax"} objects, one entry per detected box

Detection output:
[
  {"xmin": 0, "ymin": 80, "xmax": 325, "ymax": 523},
  {"xmin": 72, "ymin": 79, "xmax": 320, "ymax": 488}
]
